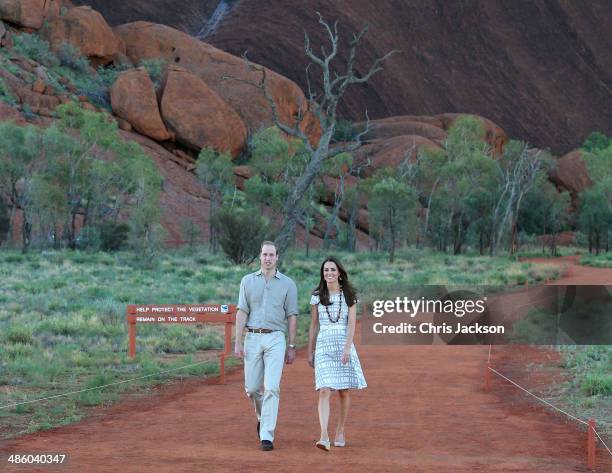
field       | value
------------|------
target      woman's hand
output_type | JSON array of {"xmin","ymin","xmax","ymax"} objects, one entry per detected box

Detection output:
[
  {"xmin": 308, "ymin": 351, "xmax": 315, "ymax": 368},
  {"xmin": 341, "ymin": 347, "xmax": 351, "ymax": 364}
]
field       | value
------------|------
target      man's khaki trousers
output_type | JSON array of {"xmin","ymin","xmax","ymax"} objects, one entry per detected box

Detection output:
[{"xmin": 244, "ymin": 330, "xmax": 286, "ymax": 442}]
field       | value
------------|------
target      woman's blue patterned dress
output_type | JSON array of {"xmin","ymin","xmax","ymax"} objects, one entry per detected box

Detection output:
[{"xmin": 310, "ymin": 292, "xmax": 367, "ymax": 390}]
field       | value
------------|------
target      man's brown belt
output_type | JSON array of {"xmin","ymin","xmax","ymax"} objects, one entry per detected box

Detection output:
[{"xmin": 247, "ymin": 328, "xmax": 275, "ymax": 333}]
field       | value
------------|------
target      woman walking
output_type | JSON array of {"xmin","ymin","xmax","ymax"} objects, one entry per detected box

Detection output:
[{"xmin": 308, "ymin": 256, "xmax": 367, "ymax": 451}]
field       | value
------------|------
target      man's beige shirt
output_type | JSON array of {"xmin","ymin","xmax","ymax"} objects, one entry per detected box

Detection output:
[{"xmin": 237, "ymin": 269, "xmax": 298, "ymax": 333}]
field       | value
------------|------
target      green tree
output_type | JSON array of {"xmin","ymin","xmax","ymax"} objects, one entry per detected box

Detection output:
[
  {"xmin": 519, "ymin": 179, "xmax": 571, "ymax": 255},
  {"xmin": 0, "ymin": 103, "xmax": 162, "ymax": 251},
  {"xmin": 404, "ymin": 117, "xmax": 496, "ymax": 254},
  {"xmin": 578, "ymin": 141, "xmax": 612, "ymax": 253},
  {"xmin": 0, "ymin": 122, "xmax": 42, "ymax": 250},
  {"xmin": 196, "ymin": 147, "xmax": 234, "ymax": 252},
  {"xmin": 579, "ymin": 187, "xmax": 611, "ymax": 254},
  {"xmin": 368, "ymin": 177, "xmax": 417, "ymax": 262},
  {"xmin": 57, "ymin": 103, "xmax": 161, "ymax": 249}
]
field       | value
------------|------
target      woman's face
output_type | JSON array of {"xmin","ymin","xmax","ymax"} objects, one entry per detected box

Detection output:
[{"xmin": 323, "ymin": 261, "xmax": 339, "ymax": 285}]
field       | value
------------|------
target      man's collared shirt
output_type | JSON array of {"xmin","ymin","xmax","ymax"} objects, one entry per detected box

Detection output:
[{"xmin": 237, "ymin": 269, "xmax": 299, "ymax": 333}]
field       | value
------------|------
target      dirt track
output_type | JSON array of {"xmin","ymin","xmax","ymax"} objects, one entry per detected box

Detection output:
[{"xmin": 1, "ymin": 257, "xmax": 610, "ymax": 472}]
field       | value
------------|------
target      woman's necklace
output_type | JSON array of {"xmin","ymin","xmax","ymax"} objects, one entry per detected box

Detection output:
[{"xmin": 325, "ymin": 291, "xmax": 343, "ymax": 323}]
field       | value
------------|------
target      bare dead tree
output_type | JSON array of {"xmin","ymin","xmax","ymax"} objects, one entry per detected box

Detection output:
[
  {"xmin": 224, "ymin": 12, "xmax": 398, "ymax": 255},
  {"xmin": 491, "ymin": 143, "xmax": 546, "ymax": 255}
]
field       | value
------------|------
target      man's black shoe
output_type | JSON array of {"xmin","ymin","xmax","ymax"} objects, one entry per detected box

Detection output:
[
  {"xmin": 257, "ymin": 421, "xmax": 260, "ymax": 439},
  {"xmin": 260, "ymin": 440, "xmax": 273, "ymax": 451}
]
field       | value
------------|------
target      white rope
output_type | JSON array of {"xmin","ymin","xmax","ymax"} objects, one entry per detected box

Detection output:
[
  {"xmin": 488, "ymin": 366, "xmax": 588, "ymax": 425},
  {"xmin": 594, "ymin": 428, "xmax": 612, "ymax": 457},
  {"xmin": 0, "ymin": 358, "xmax": 223, "ymax": 410}
]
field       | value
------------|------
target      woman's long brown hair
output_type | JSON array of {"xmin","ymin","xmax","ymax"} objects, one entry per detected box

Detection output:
[{"xmin": 312, "ymin": 256, "xmax": 357, "ymax": 307}]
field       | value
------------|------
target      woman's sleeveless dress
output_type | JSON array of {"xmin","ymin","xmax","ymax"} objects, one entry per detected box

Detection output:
[{"xmin": 310, "ymin": 293, "xmax": 367, "ymax": 390}]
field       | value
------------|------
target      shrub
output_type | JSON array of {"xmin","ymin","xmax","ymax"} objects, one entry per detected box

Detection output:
[
  {"xmin": 212, "ymin": 206, "xmax": 270, "ymax": 264},
  {"xmin": 333, "ymin": 119, "xmax": 356, "ymax": 142},
  {"xmin": 581, "ymin": 373, "xmax": 612, "ymax": 396},
  {"xmin": 99, "ymin": 221, "xmax": 130, "ymax": 252},
  {"xmin": 195, "ymin": 332, "xmax": 223, "ymax": 350},
  {"xmin": 97, "ymin": 63, "xmax": 133, "ymax": 88},
  {"xmin": 76, "ymin": 226, "xmax": 101, "ymax": 250},
  {"xmin": 582, "ymin": 131, "xmax": 609, "ymax": 153},
  {"xmin": 5, "ymin": 324, "xmax": 34, "ymax": 344},
  {"xmin": 181, "ymin": 219, "xmax": 201, "ymax": 247},
  {"xmin": 0, "ymin": 78, "xmax": 17, "ymax": 105},
  {"xmin": 139, "ymin": 58, "xmax": 167, "ymax": 87},
  {"xmin": 12, "ymin": 33, "xmax": 59, "ymax": 68},
  {"xmin": 57, "ymin": 42, "xmax": 90, "ymax": 74}
]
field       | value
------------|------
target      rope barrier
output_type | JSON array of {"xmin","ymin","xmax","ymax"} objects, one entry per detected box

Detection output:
[
  {"xmin": 0, "ymin": 358, "xmax": 223, "ymax": 411},
  {"xmin": 488, "ymin": 366, "xmax": 588, "ymax": 425},
  {"xmin": 594, "ymin": 429, "xmax": 612, "ymax": 457},
  {"xmin": 487, "ymin": 365, "xmax": 612, "ymax": 460}
]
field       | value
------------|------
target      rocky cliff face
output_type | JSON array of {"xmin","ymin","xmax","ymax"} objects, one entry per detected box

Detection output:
[
  {"xmin": 0, "ymin": 1, "xmax": 600, "ymax": 246},
  {"xmin": 76, "ymin": 0, "xmax": 611, "ymax": 154}
]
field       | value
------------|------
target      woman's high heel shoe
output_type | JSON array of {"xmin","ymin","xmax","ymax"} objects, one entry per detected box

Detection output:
[
  {"xmin": 315, "ymin": 439, "xmax": 331, "ymax": 451},
  {"xmin": 333, "ymin": 438, "xmax": 345, "ymax": 447}
]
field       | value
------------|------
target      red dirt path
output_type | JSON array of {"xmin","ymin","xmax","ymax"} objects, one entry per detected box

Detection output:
[{"xmin": 1, "ymin": 257, "xmax": 610, "ymax": 472}]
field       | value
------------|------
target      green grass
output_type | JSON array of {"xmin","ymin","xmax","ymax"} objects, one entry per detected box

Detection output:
[
  {"xmin": 557, "ymin": 346, "xmax": 612, "ymax": 437},
  {"xmin": 515, "ymin": 245, "xmax": 584, "ymax": 258},
  {"xmin": 580, "ymin": 251, "xmax": 612, "ymax": 268},
  {"xmin": 0, "ymin": 246, "xmax": 573, "ymax": 438}
]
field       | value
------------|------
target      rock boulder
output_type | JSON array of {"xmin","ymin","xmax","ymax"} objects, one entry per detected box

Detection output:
[
  {"xmin": 159, "ymin": 65, "xmax": 246, "ymax": 157},
  {"xmin": 110, "ymin": 67, "xmax": 170, "ymax": 141}
]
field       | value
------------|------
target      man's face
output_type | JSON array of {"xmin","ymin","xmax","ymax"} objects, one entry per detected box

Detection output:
[{"xmin": 260, "ymin": 244, "xmax": 278, "ymax": 271}]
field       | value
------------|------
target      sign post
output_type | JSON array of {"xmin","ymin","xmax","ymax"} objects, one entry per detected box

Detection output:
[{"xmin": 126, "ymin": 304, "xmax": 236, "ymax": 383}]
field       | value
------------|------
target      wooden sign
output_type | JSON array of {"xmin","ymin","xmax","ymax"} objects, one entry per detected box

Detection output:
[{"xmin": 125, "ymin": 304, "xmax": 237, "ymax": 384}]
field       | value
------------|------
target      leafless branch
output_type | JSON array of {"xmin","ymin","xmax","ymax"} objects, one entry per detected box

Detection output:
[{"xmin": 222, "ymin": 52, "xmax": 314, "ymax": 153}]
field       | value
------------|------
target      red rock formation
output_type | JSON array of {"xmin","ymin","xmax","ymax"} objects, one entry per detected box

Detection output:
[
  {"xmin": 110, "ymin": 67, "xmax": 171, "ymax": 141},
  {"xmin": 0, "ymin": 100, "xmax": 26, "ymax": 124},
  {"xmin": 352, "ymin": 135, "xmax": 442, "ymax": 177},
  {"xmin": 202, "ymin": 0, "xmax": 611, "ymax": 155},
  {"xmin": 41, "ymin": 6, "xmax": 122, "ymax": 64},
  {"xmin": 548, "ymin": 150, "xmax": 592, "ymax": 207},
  {"xmin": 355, "ymin": 115, "xmax": 448, "ymax": 144},
  {"xmin": 0, "ymin": 0, "xmax": 46, "ymax": 29},
  {"xmin": 159, "ymin": 65, "xmax": 246, "ymax": 157},
  {"xmin": 113, "ymin": 21, "xmax": 320, "ymax": 146}
]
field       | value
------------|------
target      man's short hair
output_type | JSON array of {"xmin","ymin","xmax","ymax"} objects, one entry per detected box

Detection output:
[{"xmin": 260, "ymin": 240, "xmax": 277, "ymax": 255}]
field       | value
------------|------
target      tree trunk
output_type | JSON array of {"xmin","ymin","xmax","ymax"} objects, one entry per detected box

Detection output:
[
  {"xmin": 274, "ymin": 155, "xmax": 325, "ymax": 255},
  {"xmin": 69, "ymin": 210, "xmax": 77, "ymax": 249},
  {"xmin": 421, "ymin": 177, "xmax": 439, "ymax": 250},
  {"xmin": 21, "ymin": 213, "xmax": 31, "ymax": 253},
  {"xmin": 346, "ymin": 194, "xmax": 358, "ymax": 252},
  {"xmin": 509, "ymin": 219, "xmax": 518, "ymax": 255},
  {"xmin": 5, "ymin": 203, "xmax": 16, "ymax": 248}
]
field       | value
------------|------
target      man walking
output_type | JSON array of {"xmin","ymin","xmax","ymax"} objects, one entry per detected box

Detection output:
[{"xmin": 234, "ymin": 241, "xmax": 298, "ymax": 451}]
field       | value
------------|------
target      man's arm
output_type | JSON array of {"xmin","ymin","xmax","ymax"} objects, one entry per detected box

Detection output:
[
  {"xmin": 285, "ymin": 279, "xmax": 299, "ymax": 364},
  {"xmin": 235, "ymin": 277, "xmax": 249, "ymax": 359},
  {"xmin": 285, "ymin": 315, "xmax": 297, "ymax": 364},
  {"xmin": 234, "ymin": 308, "xmax": 248, "ymax": 358},
  {"xmin": 307, "ymin": 304, "xmax": 319, "ymax": 368}
]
